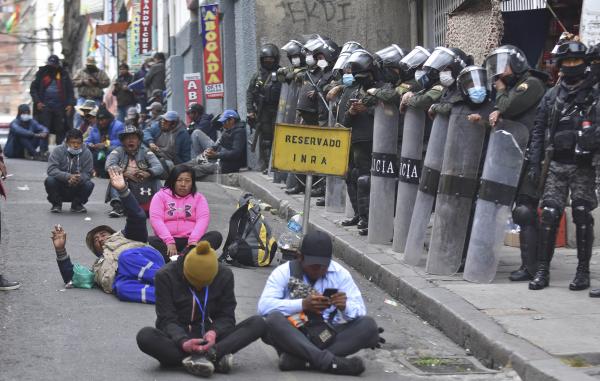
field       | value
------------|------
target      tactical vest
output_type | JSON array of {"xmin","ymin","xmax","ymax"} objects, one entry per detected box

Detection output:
[
  {"xmin": 257, "ymin": 68, "xmax": 282, "ymax": 109},
  {"xmin": 92, "ymin": 231, "xmax": 147, "ymax": 293}
]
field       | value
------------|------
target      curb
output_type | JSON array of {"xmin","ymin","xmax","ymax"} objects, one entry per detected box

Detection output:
[{"xmin": 238, "ymin": 171, "xmax": 595, "ymax": 381}]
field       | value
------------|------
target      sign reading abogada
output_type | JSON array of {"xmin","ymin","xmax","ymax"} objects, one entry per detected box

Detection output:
[{"xmin": 272, "ymin": 124, "xmax": 351, "ymax": 177}]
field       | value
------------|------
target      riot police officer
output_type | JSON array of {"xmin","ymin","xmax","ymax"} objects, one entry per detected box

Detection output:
[
  {"xmin": 528, "ymin": 41, "xmax": 598, "ymax": 291},
  {"xmin": 246, "ymin": 43, "xmax": 282, "ymax": 172},
  {"xmin": 484, "ymin": 45, "xmax": 547, "ymax": 282}
]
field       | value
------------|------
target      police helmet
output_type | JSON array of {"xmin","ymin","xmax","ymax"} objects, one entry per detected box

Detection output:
[
  {"xmin": 333, "ymin": 41, "xmax": 364, "ymax": 78},
  {"xmin": 484, "ymin": 45, "xmax": 529, "ymax": 84},
  {"xmin": 457, "ymin": 65, "xmax": 488, "ymax": 98},
  {"xmin": 553, "ymin": 41, "xmax": 588, "ymax": 64},
  {"xmin": 374, "ymin": 44, "xmax": 406, "ymax": 70},
  {"xmin": 345, "ymin": 49, "xmax": 374, "ymax": 75},
  {"xmin": 260, "ymin": 43, "xmax": 280, "ymax": 64},
  {"xmin": 399, "ymin": 46, "xmax": 431, "ymax": 73},
  {"xmin": 586, "ymin": 43, "xmax": 600, "ymax": 62}
]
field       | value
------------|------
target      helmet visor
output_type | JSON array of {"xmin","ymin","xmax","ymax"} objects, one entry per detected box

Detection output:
[
  {"xmin": 340, "ymin": 41, "xmax": 363, "ymax": 54},
  {"xmin": 303, "ymin": 36, "xmax": 327, "ymax": 53},
  {"xmin": 458, "ymin": 66, "xmax": 488, "ymax": 92},
  {"xmin": 281, "ymin": 40, "xmax": 303, "ymax": 57},
  {"xmin": 375, "ymin": 44, "xmax": 405, "ymax": 67},
  {"xmin": 345, "ymin": 49, "xmax": 374, "ymax": 74},
  {"xmin": 484, "ymin": 50, "xmax": 511, "ymax": 82},
  {"xmin": 424, "ymin": 48, "xmax": 457, "ymax": 71},
  {"xmin": 334, "ymin": 42, "xmax": 364, "ymax": 73},
  {"xmin": 400, "ymin": 46, "xmax": 430, "ymax": 70}
]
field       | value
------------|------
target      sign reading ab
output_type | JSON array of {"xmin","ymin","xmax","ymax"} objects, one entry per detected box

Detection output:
[{"xmin": 272, "ymin": 123, "xmax": 351, "ymax": 177}]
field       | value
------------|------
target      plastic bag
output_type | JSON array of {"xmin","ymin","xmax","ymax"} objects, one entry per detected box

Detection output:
[{"xmin": 72, "ymin": 263, "xmax": 95, "ymax": 289}]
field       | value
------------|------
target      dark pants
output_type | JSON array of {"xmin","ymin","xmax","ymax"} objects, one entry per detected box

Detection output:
[
  {"xmin": 39, "ymin": 107, "xmax": 67, "ymax": 145},
  {"xmin": 345, "ymin": 141, "xmax": 372, "ymax": 218},
  {"xmin": 148, "ymin": 231, "xmax": 223, "ymax": 261},
  {"xmin": 44, "ymin": 176, "xmax": 94, "ymax": 206},
  {"xmin": 264, "ymin": 312, "xmax": 379, "ymax": 371},
  {"xmin": 136, "ymin": 315, "xmax": 267, "ymax": 367},
  {"xmin": 89, "ymin": 148, "xmax": 108, "ymax": 178},
  {"xmin": 9, "ymin": 136, "xmax": 48, "ymax": 158}
]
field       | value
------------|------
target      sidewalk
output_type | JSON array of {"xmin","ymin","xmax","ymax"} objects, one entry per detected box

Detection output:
[{"xmin": 237, "ymin": 171, "xmax": 600, "ymax": 381}]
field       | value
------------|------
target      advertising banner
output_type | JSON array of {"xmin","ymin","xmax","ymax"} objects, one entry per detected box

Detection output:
[{"xmin": 200, "ymin": 4, "xmax": 224, "ymax": 99}]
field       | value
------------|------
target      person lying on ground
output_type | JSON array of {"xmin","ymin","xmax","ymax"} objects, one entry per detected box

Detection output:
[
  {"xmin": 45, "ymin": 128, "xmax": 94, "ymax": 213},
  {"xmin": 136, "ymin": 241, "xmax": 267, "ymax": 378},
  {"xmin": 258, "ymin": 230, "xmax": 385, "ymax": 376},
  {"xmin": 50, "ymin": 166, "xmax": 164, "ymax": 303},
  {"xmin": 149, "ymin": 164, "xmax": 222, "ymax": 261}
]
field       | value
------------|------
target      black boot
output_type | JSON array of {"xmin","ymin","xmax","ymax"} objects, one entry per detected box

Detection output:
[
  {"xmin": 510, "ymin": 225, "xmax": 538, "ymax": 281},
  {"xmin": 569, "ymin": 213, "xmax": 593, "ymax": 291},
  {"xmin": 357, "ymin": 217, "xmax": 368, "ymax": 230},
  {"xmin": 285, "ymin": 185, "xmax": 303, "ymax": 195},
  {"xmin": 529, "ymin": 207, "xmax": 559, "ymax": 290},
  {"xmin": 341, "ymin": 215, "xmax": 360, "ymax": 226},
  {"xmin": 356, "ymin": 175, "xmax": 370, "ymax": 230}
]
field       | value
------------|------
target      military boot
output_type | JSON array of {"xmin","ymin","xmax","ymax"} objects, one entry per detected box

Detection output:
[
  {"xmin": 529, "ymin": 207, "xmax": 559, "ymax": 290},
  {"xmin": 510, "ymin": 225, "xmax": 537, "ymax": 281},
  {"xmin": 569, "ymin": 220, "xmax": 593, "ymax": 291}
]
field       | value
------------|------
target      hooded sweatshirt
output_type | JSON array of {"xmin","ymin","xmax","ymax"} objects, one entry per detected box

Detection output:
[
  {"xmin": 149, "ymin": 188, "xmax": 210, "ymax": 245},
  {"xmin": 47, "ymin": 143, "xmax": 94, "ymax": 182}
]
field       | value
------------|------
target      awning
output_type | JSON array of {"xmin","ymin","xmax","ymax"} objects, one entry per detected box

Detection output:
[
  {"xmin": 500, "ymin": 0, "xmax": 547, "ymax": 13},
  {"xmin": 96, "ymin": 21, "xmax": 130, "ymax": 35}
]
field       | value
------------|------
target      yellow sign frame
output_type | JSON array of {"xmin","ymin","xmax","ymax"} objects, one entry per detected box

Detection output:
[{"xmin": 272, "ymin": 123, "xmax": 352, "ymax": 177}]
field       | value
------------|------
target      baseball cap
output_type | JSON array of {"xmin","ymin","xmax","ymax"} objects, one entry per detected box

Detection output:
[
  {"xmin": 217, "ymin": 109, "xmax": 240, "ymax": 123},
  {"xmin": 161, "ymin": 110, "xmax": 179, "ymax": 122},
  {"xmin": 146, "ymin": 102, "xmax": 163, "ymax": 112},
  {"xmin": 299, "ymin": 230, "xmax": 332, "ymax": 266}
]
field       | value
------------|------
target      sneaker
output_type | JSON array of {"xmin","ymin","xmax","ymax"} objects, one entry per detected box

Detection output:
[
  {"xmin": 108, "ymin": 201, "xmax": 124, "ymax": 218},
  {"xmin": 0, "ymin": 275, "xmax": 21, "ymax": 291},
  {"xmin": 279, "ymin": 353, "xmax": 310, "ymax": 371},
  {"xmin": 182, "ymin": 354, "xmax": 215, "ymax": 378},
  {"xmin": 215, "ymin": 354, "xmax": 233, "ymax": 374},
  {"xmin": 327, "ymin": 356, "xmax": 365, "ymax": 376},
  {"xmin": 50, "ymin": 204, "xmax": 62, "ymax": 213},
  {"xmin": 70, "ymin": 204, "xmax": 87, "ymax": 213}
]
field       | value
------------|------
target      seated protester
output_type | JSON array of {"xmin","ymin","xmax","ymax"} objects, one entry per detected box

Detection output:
[
  {"xmin": 4, "ymin": 104, "xmax": 49, "ymax": 161},
  {"xmin": 51, "ymin": 167, "xmax": 165, "ymax": 304},
  {"xmin": 147, "ymin": 88, "xmax": 164, "ymax": 107},
  {"xmin": 186, "ymin": 103, "xmax": 215, "ymax": 140},
  {"xmin": 189, "ymin": 110, "xmax": 246, "ymax": 177},
  {"xmin": 258, "ymin": 231, "xmax": 383, "ymax": 376},
  {"xmin": 142, "ymin": 101, "xmax": 163, "ymax": 130},
  {"xmin": 75, "ymin": 99, "xmax": 98, "ymax": 139},
  {"xmin": 143, "ymin": 110, "xmax": 191, "ymax": 172},
  {"xmin": 136, "ymin": 241, "xmax": 267, "ymax": 377},
  {"xmin": 105, "ymin": 125, "xmax": 163, "ymax": 218},
  {"xmin": 45, "ymin": 129, "xmax": 94, "ymax": 213},
  {"xmin": 85, "ymin": 107, "xmax": 124, "ymax": 178},
  {"xmin": 149, "ymin": 165, "xmax": 223, "ymax": 261},
  {"xmin": 124, "ymin": 106, "xmax": 140, "ymax": 128}
]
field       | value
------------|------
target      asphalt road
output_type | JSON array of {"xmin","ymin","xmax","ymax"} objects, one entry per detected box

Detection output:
[{"xmin": 0, "ymin": 159, "xmax": 520, "ymax": 380}]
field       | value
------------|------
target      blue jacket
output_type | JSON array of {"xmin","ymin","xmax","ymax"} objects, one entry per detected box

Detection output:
[
  {"xmin": 4, "ymin": 117, "xmax": 48, "ymax": 158},
  {"xmin": 189, "ymin": 113, "xmax": 216, "ymax": 140},
  {"xmin": 85, "ymin": 119, "xmax": 124, "ymax": 149},
  {"xmin": 143, "ymin": 122, "xmax": 191, "ymax": 164}
]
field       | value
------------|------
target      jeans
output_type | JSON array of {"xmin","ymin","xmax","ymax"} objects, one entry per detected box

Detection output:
[
  {"xmin": 38, "ymin": 107, "xmax": 67, "ymax": 145},
  {"xmin": 74, "ymin": 97, "xmax": 101, "ymax": 130},
  {"xmin": 191, "ymin": 129, "xmax": 216, "ymax": 159},
  {"xmin": 148, "ymin": 231, "xmax": 223, "ymax": 262},
  {"xmin": 264, "ymin": 312, "xmax": 379, "ymax": 371},
  {"xmin": 14, "ymin": 135, "xmax": 48, "ymax": 157},
  {"xmin": 136, "ymin": 315, "xmax": 267, "ymax": 367},
  {"xmin": 44, "ymin": 176, "xmax": 94, "ymax": 206}
]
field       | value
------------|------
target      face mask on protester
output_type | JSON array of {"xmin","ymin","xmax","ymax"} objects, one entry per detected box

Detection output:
[
  {"xmin": 317, "ymin": 59, "xmax": 328, "ymax": 69},
  {"xmin": 20, "ymin": 114, "xmax": 32, "ymax": 122},
  {"xmin": 342, "ymin": 73, "xmax": 355, "ymax": 86},
  {"xmin": 67, "ymin": 147, "xmax": 82, "ymax": 155},
  {"xmin": 305, "ymin": 54, "xmax": 315, "ymax": 66},
  {"xmin": 439, "ymin": 70, "xmax": 455, "ymax": 87},
  {"xmin": 467, "ymin": 86, "xmax": 487, "ymax": 104},
  {"xmin": 291, "ymin": 57, "xmax": 301, "ymax": 67},
  {"xmin": 560, "ymin": 64, "xmax": 587, "ymax": 80}
]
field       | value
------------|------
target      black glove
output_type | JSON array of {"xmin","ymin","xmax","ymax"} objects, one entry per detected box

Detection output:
[{"xmin": 371, "ymin": 327, "xmax": 386, "ymax": 349}]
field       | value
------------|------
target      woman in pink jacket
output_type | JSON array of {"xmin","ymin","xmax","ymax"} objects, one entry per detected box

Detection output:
[{"xmin": 149, "ymin": 165, "xmax": 222, "ymax": 260}]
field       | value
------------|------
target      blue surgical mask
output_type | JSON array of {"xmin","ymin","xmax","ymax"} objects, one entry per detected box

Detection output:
[
  {"xmin": 467, "ymin": 86, "xmax": 487, "ymax": 104},
  {"xmin": 20, "ymin": 114, "xmax": 32, "ymax": 122},
  {"xmin": 342, "ymin": 73, "xmax": 354, "ymax": 87},
  {"xmin": 67, "ymin": 147, "xmax": 82, "ymax": 155}
]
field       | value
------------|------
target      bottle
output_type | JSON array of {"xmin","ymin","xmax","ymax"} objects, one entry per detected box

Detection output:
[{"xmin": 287, "ymin": 213, "xmax": 303, "ymax": 233}]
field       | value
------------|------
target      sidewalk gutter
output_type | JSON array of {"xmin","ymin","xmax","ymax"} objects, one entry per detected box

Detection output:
[{"xmin": 237, "ymin": 171, "xmax": 595, "ymax": 381}]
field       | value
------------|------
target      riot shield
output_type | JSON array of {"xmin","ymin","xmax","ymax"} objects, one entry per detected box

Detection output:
[
  {"xmin": 326, "ymin": 99, "xmax": 346, "ymax": 213},
  {"xmin": 463, "ymin": 123, "xmax": 526, "ymax": 283},
  {"xmin": 368, "ymin": 101, "xmax": 399, "ymax": 244},
  {"xmin": 404, "ymin": 113, "xmax": 450, "ymax": 265},
  {"xmin": 285, "ymin": 80, "xmax": 301, "ymax": 123},
  {"xmin": 274, "ymin": 80, "xmax": 301, "ymax": 182},
  {"xmin": 392, "ymin": 106, "xmax": 426, "ymax": 252},
  {"xmin": 276, "ymin": 82, "xmax": 290, "ymax": 124},
  {"xmin": 425, "ymin": 104, "xmax": 487, "ymax": 275}
]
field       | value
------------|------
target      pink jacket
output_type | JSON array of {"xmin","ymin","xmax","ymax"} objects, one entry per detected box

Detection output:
[{"xmin": 149, "ymin": 188, "xmax": 210, "ymax": 245}]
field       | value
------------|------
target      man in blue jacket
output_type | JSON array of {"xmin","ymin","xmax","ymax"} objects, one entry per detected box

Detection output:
[
  {"xmin": 85, "ymin": 107, "xmax": 124, "ymax": 178},
  {"xmin": 143, "ymin": 110, "xmax": 191, "ymax": 169},
  {"xmin": 4, "ymin": 104, "xmax": 49, "ymax": 160},
  {"xmin": 186, "ymin": 103, "xmax": 215, "ymax": 139}
]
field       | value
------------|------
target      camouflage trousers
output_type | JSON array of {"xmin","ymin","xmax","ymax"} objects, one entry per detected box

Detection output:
[{"xmin": 541, "ymin": 161, "xmax": 597, "ymax": 212}]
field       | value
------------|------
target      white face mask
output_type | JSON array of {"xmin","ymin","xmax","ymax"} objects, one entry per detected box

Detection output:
[
  {"xmin": 20, "ymin": 114, "xmax": 32, "ymax": 122},
  {"xmin": 305, "ymin": 54, "xmax": 315, "ymax": 66},
  {"xmin": 439, "ymin": 70, "xmax": 455, "ymax": 87},
  {"xmin": 317, "ymin": 59, "xmax": 328, "ymax": 69},
  {"xmin": 291, "ymin": 57, "xmax": 301, "ymax": 67}
]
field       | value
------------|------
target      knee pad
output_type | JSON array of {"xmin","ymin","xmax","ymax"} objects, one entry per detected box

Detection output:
[
  {"xmin": 357, "ymin": 175, "xmax": 371, "ymax": 191},
  {"xmin": 512, "ymin": 204, "xmax": 537, "ymax": 226},
  {"xmin": 540, "ymin": 206, "xmax": 561, "ymax": 226},
  {"xmin": 572, "ymin": 201, "xmax": 594, "ymax": 225}
]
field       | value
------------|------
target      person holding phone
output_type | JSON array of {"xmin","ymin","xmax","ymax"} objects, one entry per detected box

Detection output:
[{"xmin": 258, "ymin": 230, "xmax": 384, "ymax": 376}]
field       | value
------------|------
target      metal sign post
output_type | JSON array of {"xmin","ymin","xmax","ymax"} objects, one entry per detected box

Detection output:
[{"xmin": 302, "ymin": 174, "xmax": 313, "ymax": 234}]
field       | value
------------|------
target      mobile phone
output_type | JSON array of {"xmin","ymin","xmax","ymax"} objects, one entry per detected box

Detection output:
[{"xmin": 323, "ymin": 288, "xmax": 338, "ymax": 298}]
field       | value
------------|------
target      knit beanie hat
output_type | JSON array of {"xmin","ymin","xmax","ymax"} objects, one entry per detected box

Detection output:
[{"xmin": 183, "ymin": 241, "xmax": 218, "ymax": 290}]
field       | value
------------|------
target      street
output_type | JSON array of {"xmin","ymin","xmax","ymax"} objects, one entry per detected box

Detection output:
[{"xmin": 0, "ymin": 159, "xmax": 519, "ymax": 380}]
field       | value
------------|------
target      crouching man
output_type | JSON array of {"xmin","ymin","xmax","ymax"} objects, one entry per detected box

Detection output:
[
  {"xmin": 258, "ymin": 230, "xmax": 384, "ymax": 376},
  {"xmin": 136, "ymin": 241, "xmax": 267, "ymax": 378},
  {"xmin": 50, "ymin": 167, "xmax": 165, "ymax": 303}
]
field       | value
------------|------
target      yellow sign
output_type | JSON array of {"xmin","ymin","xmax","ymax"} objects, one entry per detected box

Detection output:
[{"xmin": 272, "ymin": 123, "xmax": 351, "ymax": 176}]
